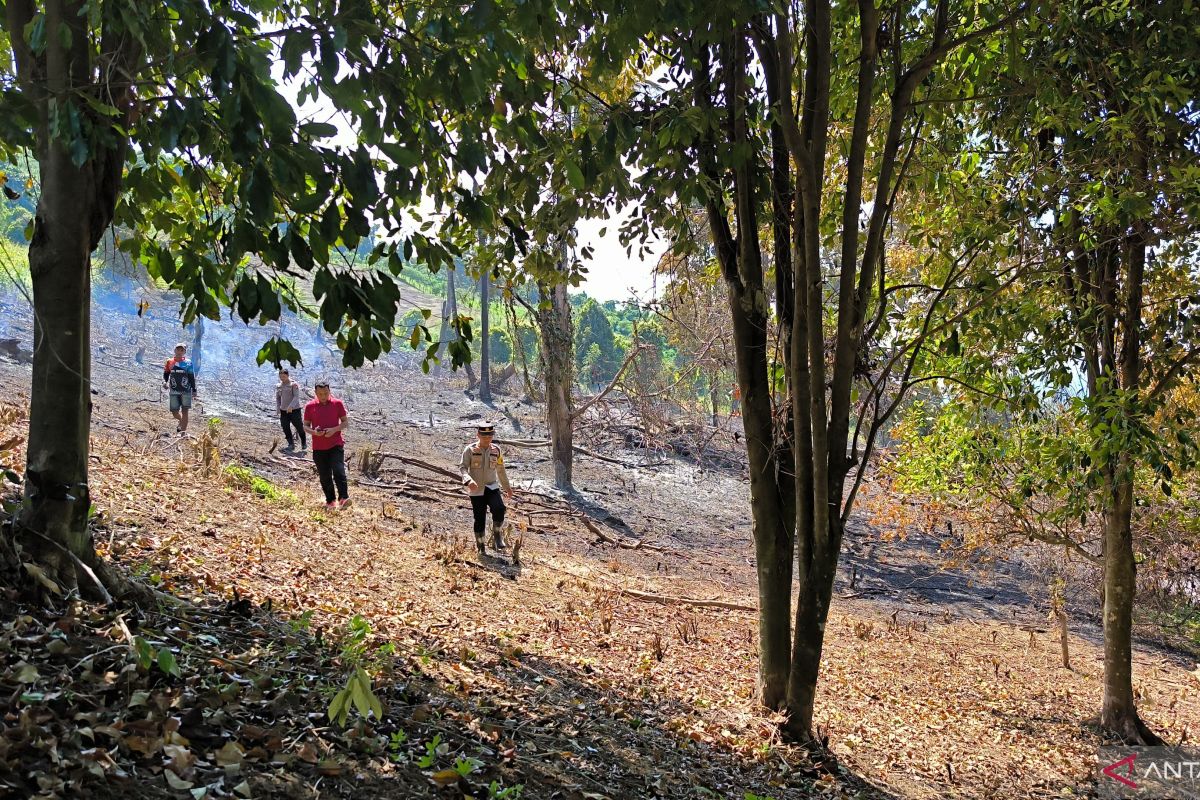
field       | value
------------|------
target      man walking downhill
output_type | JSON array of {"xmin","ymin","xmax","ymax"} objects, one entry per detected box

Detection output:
[
  {"xmin": 276, "ymin": 369, "xmax": 306, "ymax": 453},
  {"xmin": 303, "ymin": 380, "xmax": 351, "ymax": 509},
  {"xmin": 163, "ymin": 343, "xmax": 197, "ymax": 434},
  {"xmin": 460, "ymin": 422, "xmax": 512, "ymax": 556}
]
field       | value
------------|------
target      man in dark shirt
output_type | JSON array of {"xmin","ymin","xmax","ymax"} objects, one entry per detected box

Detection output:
[{"xmin": 162, "ymin": 343, "xmax": 198, "ymax": 434}]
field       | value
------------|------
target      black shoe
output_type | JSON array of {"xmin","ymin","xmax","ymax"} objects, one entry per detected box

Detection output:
[{"xmin": 474, "ymin": 532, "xmax": 486, "ymax": 556}]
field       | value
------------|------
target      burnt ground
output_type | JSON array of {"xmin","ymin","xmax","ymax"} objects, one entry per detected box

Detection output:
[{"xmin": 0, "ymin": 282, "xmax": 1198, "ymax": 800}]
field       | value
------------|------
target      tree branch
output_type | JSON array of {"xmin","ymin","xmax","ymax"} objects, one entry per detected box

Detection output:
[{"xmin": 570, "ymin": 342, "xmax": 650, "ymax": 421}]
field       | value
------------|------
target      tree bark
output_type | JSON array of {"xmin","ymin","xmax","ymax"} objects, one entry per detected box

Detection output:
[
  {"xmin": 479, "ymin": 271, "xmax": 492, "ymax": 403},
  {"xmin": 707, "ymin": 33, "xmax": 794, "ymax": 710},
  {"xmin": 1099, "ymin": 467, "xmax": 1161, "ymax": 744},
  {"xmin": 435, "ymin": 266, "xmax": 458, "ymax": 375},
  {"xmin": 19, "ymin": 157, "xmax": 96, "ymax": 594},
  {"xmin": 787, "ymin": 514, "xmax": 845, "ymax": 738},
  {"xmin": 535, "ymin": 248, "xmax": 574, "ymax": 489},
  {"xmin": 11, "ymin": 0, "xmax": 135, "ymax": 599},
  {"xmin": 1097, "ymin": 226, "xmax": 1160, "ymax": 744}
]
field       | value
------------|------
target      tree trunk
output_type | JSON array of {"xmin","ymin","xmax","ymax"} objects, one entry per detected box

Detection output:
[
  {"xmin": 191, "ymin": 316, "xmax": 205, "ymax": 374},
  {"xmin": 479, "ymin": 271, "xmax": 491, "ymax": 403},
  {"xmin": 1056, "ymin": 604, "xmax": 1071, "ymax": 671},
  {"xmin": 535, "ymin": 258, "xmax": 573, "ymax": 489},
  {"xmin": 1097, "ymin": 228, "xmax": 1160, "ymax": 745},
  {"xmin": 787, "ymin": 512, "xmax": 845, "ymax": 740},
  {"xmin": 435, "ymin": 266, "xmax": 458, "ymax": 375},
  {"xmin": 17, "ymin": 140, "xmax": 97, "ymax": 596},
  {"xmin": 706, "ymin": 32, "xmax": 794, "ymax": 710},
  {"xmin": 1099, "ymin": 469, "xmax": 1161, "ymax": 744},
  {"xmin": 708, "ymin": 375, "xmax": 719, "ymax": 428}
]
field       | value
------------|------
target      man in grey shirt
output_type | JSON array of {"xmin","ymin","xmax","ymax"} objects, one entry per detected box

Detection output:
[
  {"xmin": 276, "ymin": 369, "xmax": 306, "ymax": 451},
  {"xmin": 460, "ymin": 422, "xmax": 512, "ymax": 556}
]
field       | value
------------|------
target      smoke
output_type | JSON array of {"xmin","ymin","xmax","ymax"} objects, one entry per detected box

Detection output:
[{"xmin": 4, "ymin": 258, "xmax": 431, "ymax": 418}]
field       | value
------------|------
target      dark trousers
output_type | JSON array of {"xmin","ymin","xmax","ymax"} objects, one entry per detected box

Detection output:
[
  {"xmin": 470, "ymin": 487, "xmax": 506, "ymax": 534},
  {"xmin": 280, "ymin": 409, "xmax": 305, "ymax": 448},
  {"xmin": 312, "ymin": 446, "xmax": 348, "ymax": 503}
]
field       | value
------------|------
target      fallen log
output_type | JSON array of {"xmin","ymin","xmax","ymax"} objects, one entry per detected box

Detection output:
[{"xmin": 355, "ymin": 477, "xmax": 464, "ymax": 501}]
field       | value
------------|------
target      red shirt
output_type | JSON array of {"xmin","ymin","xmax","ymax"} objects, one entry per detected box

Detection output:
[{"xmin": 303, "ymin": 398, "xmax": 347, "ymax": 450}]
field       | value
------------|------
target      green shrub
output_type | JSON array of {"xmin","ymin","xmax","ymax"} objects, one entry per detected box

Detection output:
[{"xmin": 223, "ymin": 464, "xmax": 296, "ymax": 504}]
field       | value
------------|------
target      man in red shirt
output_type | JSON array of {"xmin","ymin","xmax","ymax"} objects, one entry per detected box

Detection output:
[{"xmin": 302, "ymin": 380, "xmax": 351, "ymax": 509}]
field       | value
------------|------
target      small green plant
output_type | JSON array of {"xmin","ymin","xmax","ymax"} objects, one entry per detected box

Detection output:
[
  {"xmin": 132, "ymin": 636, "xmax": 181, "ymax": 678},
  {"xmin": 745, "ymin": 794, "xmax": 777, "ymax": 800},
  {"xmin": 487, "ymin": 780, "xmax": 524, "ymax": 799},
  {"xmin": 453, "ymin": 756, "xmax": 483, "ymax": 778},
  {"xmin": 341, "ymin": 614, "xmax": 372, "ymax": 663},
  {"xmin": 415, "ymin": 644, "xmax": 436, "ymax": 666},
  {"xmin": 288, "ymin": 610, "xmax": 316, "ymax": 633},
  {"xmin": 327, "ymin": 666, "xmax": 383, "ymax": 727},
  {"xmin": 387, "ymin": 730, "xmax": 409, "ymax": 763},
  {"xmin": 417, "ymin": 734, "xmax": 444, "ymax": 769}
]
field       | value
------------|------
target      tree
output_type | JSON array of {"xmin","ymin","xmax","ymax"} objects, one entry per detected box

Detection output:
[
  {"xmin": 901, "ymin": 0, "xmax": 1200, "ymax": 743},
  {"xmin": 446, "ymin": 0, "xmax": 1023, "ymax": 739},
  {"xmin": 656, "ymin": 224, "xmax": 736, "ymax": 427},
  {"xmin": 534, "ymin": 253, "xmax": 576, "ymax": 489},
  {"xmin": 593, "ymin": 2, "xmax": 1024, "ymax": 739},
  {"xmin": 0, "ymin": 0, "xmax": 554, "ymax": 595},
  {"xmin": 435, "ymin": 264, "xmax": 462, "ymax": 375},
  {"xmin": 489, "ymin": 328, "xmax": 513, "ymax": 366},
  {"xmin": 574, "ymin": 298, "xmax": 622, "ymax": 387}
]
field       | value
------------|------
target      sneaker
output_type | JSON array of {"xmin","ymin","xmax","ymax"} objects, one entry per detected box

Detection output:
[
  {"xmin": 338, "ymin": 498, "xmax": 352, "ymax": 509},
  {"xmin": 324, "ymin": 501, "xmax": 337, "ymax": 510}
]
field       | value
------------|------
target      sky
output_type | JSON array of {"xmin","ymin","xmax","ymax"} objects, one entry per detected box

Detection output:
[
  {"xmin": 276, "ymin": 61, "xmax": 669, "ymax": 306},
  {"xmin": 573, "ymin": 212, "xmax": 666, "ymax": 303}
]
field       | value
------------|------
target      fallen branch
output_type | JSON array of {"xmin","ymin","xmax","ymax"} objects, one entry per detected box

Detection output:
[
  {"xmin": 499, "ymin": 438, "xmax": 659, "ymax": 469},
  {"xmin": 579, "ymin": 516, "xmax": 669, "ymax": 553},
  {"xmin": 355, "ymin": 478, "xmax": 452, "ymax": 502},
  {"xmin": 376, "ymin": 453, "xmax": 460, "ymax": 481},
  {"xmin": 21, "ymin": 529, "xmax": 113, "ymax": 605},
  {"xmin": 570, "ymin": 343, "xmax": 649, "ymax": 422},
  {"xmin": 616, "ymin": 587, "xmax": 756, "ymax": 613}
]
